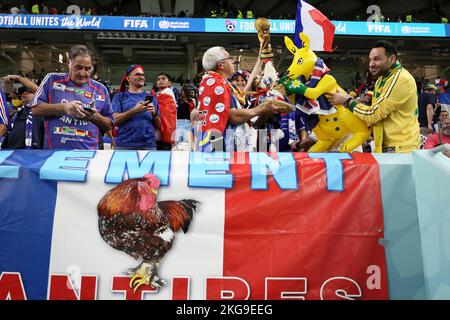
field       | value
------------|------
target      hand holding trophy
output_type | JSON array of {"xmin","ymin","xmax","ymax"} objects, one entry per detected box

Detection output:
[{"xmin": 255, "ymin": 18, "xmax": 273, "ymax": 61}]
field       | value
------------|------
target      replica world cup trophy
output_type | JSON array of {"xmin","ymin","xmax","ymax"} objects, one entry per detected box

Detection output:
[{"xmin": 255, "ymin": 18, "xmax": 273, "ymax": 61}]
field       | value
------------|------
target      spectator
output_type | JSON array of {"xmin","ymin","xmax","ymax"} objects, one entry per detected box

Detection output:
[
  {"xmin": 434, "ymin": 110, "xmax": 448, "ymax": 133},
  {"xmin": 112, "ymin": 64, "xmax": 161, "ymax": 150},
  {"xmin": 418, "ymin": 84, "xmax": 437, "ymax": 135},
  {"xmin": 175, "ymin": 84, "xmax": 197, "ymax": 145},
  {"xmin": 424, "ymin": 118, "xmax": 450, "ymax": 149},
  {"xmin": 195, "ymin": 46, "xmax": 279, "ymax": 152},
  {"xmin": 230, "ymin": 70, "xmax": 249, "ymax": 92},
  {"xmin": 435, "ymin": 79, "xmax": 450, "ymax": 120},
  {"xmin": 41, "ymin": 4, "xmax": 49, "ymax": 15},
  {"xmin": 31, "ymin": 3, "xmax": 39, "ymax": 14},
  {"xmin": 329, "ymin": 41, "xmax": 420, "ymax": 153},
  {"xmin": 1, "ymin": 85, "xmax": 44, "ymax": 149},
  {"xmin": 32, "ymin": 45, "xmax": 114, "ymax": 150},
  {"xmin": 155, "ymin": 73, "xmax": 177, "ymax": 150},
  {"xmin": 10, "ymin": 7, "xmax": 19, "ymax": 14},
  {"xmin": 19, "ymin": 5, "xmax": 28, "ymax": 14},
  {"xmin": 0, "ymin": 88, "xmax": 10, "ymax": 142},
  {"xmin": 49, "ymin": 6, "xmax": 58, "ymax": 15}
]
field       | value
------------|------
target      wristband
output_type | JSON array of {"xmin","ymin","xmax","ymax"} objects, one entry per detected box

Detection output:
[{"xmin": 343, "ymin": 97, "xmax": 352, "ymax": 107}]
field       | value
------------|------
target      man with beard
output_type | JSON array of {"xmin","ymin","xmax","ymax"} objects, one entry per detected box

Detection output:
[
  {"xmin": 328, "ymin": 41, "xmax": 419, "ymax": 153},
  {"xmin": 424, "ymin": 118, "xmax": 450, "ymax": 149}
]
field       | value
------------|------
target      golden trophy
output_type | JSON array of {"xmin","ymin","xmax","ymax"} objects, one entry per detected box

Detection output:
[{"xmin": 255, "ymin": 18, "xmax": 273, "ymax": 61}]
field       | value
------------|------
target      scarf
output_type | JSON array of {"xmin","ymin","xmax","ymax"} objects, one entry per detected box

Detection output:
[
  {"xmin": 226, "ymin": 79, "xmax": 247, "ymax": 107},
  {"xmin": 372, "ymin": 61, "xmax": 402, "ymax": 153},
  {"xmin": 24, "ymin": 107, "xmax": 33, "ymax": 149}
]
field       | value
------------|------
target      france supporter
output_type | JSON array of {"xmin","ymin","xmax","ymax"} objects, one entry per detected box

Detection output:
[
  {"xmin": 31, "ymin": 45, "xmax": 114, "ymax": 150},
  {"xmin": 112, "ymin": 64, "xmax": 161, "ymax": 150}
]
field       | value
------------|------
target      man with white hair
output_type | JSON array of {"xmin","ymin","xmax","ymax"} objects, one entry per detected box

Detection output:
[{"xmin": 196, "ymin": 46, "xmax": 278, "ymax": 152}]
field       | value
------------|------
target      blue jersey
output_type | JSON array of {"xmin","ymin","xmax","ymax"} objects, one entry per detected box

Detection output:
[
  {"xmin": 112, "ymin": 91, "xmax": 160, "ymax": 149},
  {"xmin": 0, "ymin": 89, "xmax": 10, "ymax": 130},
  {"xmin": 32, "ymin": 73, "xmax": 114, "ymax": 150}
]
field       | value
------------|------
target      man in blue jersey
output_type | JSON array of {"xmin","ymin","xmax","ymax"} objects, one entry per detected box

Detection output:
[{"xmin": 32, "ymin": 45, "xmax": 114, "ymax": 149}]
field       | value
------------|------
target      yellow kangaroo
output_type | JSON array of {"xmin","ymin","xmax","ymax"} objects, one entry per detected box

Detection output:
[{"xmin": 281, "ymin": 33, "xmax": 370, "ymax": 153}]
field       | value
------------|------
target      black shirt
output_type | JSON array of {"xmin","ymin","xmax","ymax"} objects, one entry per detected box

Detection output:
[
  {"xmin": 1, "ymin": 106, "xmax": 44, "ymax": 149},
  {"xmin": 177, "ymin": 99, "xmax": 195, "ymax": 120},
  {"xmin": 418, "ymin": 92, "xmax": 436, "ymax": 127}
]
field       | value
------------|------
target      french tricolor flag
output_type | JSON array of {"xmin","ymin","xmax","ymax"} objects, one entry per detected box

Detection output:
[
  {"xmin": 0, "ymin": 151, "xmax": 388, "ymax": 300},
  {"xmin": 294, "ymin": 0, "xmax": 336, "ymax": 52}
]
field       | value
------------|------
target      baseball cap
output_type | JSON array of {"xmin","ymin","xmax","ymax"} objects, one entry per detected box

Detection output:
[{"xmin": 17, "ymin": 87, "xmax": 33, "ymax": 95}]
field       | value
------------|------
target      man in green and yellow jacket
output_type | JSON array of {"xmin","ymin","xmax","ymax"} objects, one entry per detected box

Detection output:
[{"xmin": 329, "ymin": 41, "xmax": 419, "ymax": 153}]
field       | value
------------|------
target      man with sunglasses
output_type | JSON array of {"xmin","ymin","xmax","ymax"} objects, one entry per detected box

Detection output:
[
  {"xmin": 32, "ymin": 45, "xmax": 114, "ymax": 150},
  {"xmin": 196, "ymin": 46, "xmax": 278, "ymax": 152}
]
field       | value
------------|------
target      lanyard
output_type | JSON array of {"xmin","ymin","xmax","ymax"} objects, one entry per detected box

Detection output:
[{"xmin": 24, "ymin": 107, "xmax": 33, "ymax": 149}]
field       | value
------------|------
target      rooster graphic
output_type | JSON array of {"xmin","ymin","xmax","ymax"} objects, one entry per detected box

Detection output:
[{"xmin": 97, "ymin": 174, "xmax": 199, "ymax": 292}]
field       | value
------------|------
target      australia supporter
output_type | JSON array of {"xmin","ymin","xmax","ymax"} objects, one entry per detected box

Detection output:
[
  {"xmin": 329, "ymin": 41, "xmax": 419, "ymax": 153},
  {"xmin": 32, "ymin": 45, "xmax": 114, "ymax": 150},
  {"xmin": 155, "ymin": 73, "xmax": 177, "ymax": 150},
  {"xmin": 112, "ymin": 64, "xmax": 161, "ymax": 150}
]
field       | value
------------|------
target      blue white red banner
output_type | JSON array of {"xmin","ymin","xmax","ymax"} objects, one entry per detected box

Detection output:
[{"xmin": 0, "ymin": 150, "xmax": 388, "ymax": 300}]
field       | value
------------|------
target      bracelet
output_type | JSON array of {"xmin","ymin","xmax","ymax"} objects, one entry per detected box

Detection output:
[{"xmin": 343, "ymin": 97, "xmax": 352, "ymax": 107}]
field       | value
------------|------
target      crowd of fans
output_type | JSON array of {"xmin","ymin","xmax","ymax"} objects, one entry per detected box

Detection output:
[
  {"xmin": 0, "ymin": 41, "xmax": 448, "ymax": 155},
  {"xmin": 1, "ymin": 2, "xmax": 123, "ymax": 16}
]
